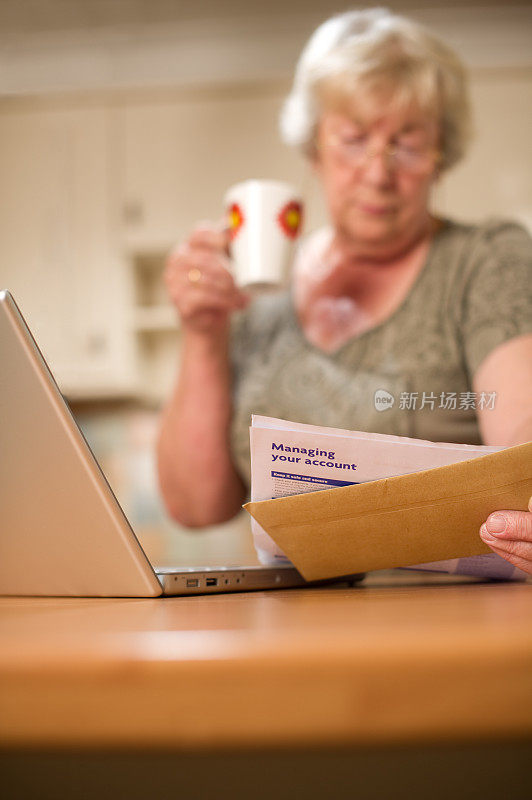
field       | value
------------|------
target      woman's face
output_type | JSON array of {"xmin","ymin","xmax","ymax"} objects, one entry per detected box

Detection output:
[{"xmin": 313, "ymin": 100, "xmax": 441, "ymax": 254}]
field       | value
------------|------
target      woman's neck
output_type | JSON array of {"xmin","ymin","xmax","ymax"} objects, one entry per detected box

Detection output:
[
  {"xmin": 333, "ymin": 214, "xmax": 440, "ymax": 268},
  {"xmin": 294, "ymin": 215, "xmax": 443, "ymax": 353}
]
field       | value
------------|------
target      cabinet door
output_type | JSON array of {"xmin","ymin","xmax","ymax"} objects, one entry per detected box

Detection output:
[
  {"xmin": 120, "ymin": 87, "xmax": 308, "ymax": 248},
  {"xmin": 0, "ymin": 103, "xmax": 135, "ymax": 397}
]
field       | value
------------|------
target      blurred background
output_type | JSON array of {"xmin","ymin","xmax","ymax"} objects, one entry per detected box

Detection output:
[{"xmin": 1, "ymin": 0, "xmax": 531, "ymax": 567}]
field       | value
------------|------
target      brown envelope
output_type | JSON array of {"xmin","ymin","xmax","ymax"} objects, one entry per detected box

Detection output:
[{"xmin": 244, "ymin": 442, "xmax": 532, "ymax": 580}]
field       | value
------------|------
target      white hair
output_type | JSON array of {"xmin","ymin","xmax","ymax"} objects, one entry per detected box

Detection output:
[{"xmin": 280, "ymin": 8, "xmax": 472, "ymax": 171}]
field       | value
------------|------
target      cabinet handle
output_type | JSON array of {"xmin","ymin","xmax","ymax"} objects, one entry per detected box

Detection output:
[
  {"xmin": 123, "ymin": 200, "xmax": 144, "ymax": 226},
  {"xmin": 86, "ymin": 333, "xmax": 108, "ymax": 355}
]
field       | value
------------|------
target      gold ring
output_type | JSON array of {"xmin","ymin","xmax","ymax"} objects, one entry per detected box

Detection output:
[{"xmin": 187, "ymin": 268, "xmax": 202, "ymax": 284}]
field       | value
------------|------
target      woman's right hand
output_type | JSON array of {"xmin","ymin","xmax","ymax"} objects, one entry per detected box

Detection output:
[{"xmin": 164, "ymin": 223, "xmax": 250, "ymax": 336}]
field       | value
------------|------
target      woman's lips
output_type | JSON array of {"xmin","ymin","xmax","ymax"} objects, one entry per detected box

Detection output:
[{"xmin": 358, "ymin": 202, "xmax": 396, "ymax": 216}]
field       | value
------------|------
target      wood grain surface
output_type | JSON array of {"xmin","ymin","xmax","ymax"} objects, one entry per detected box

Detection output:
[{"xmin": 1, "ymin": 571, "xmax": 531, "ymax": 749}]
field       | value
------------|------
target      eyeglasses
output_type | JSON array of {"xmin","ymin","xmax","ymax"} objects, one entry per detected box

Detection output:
[{"xmin": 325, "ymin": 133, "xmax": 441, "ymax": 173}]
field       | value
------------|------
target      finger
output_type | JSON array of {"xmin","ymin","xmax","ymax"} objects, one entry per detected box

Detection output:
[
  {"xmin": 214, "ymin": 215, "xmax": 233, "ymax": 248},
  {"xmin": 167, "ymin": 235, "xmax": 228, "ymax": 272},
  {"xmin": 478, "ymin": 531, "xmax": 532, "ymax": 576},
  {"xmin": 165, "ymin": 277, "xmax": 246, "ymax": 320},
  {"xmin": 480, "ymin": 523, "xmax": 532, "ymax": 561},
  {"xmin": 166, "ymin": 245, "xmax": 232, "ymax": 277},
  {"xmin": 178, "ymin": 286, "xmax": 245, "ymax": 318},
  {"xmin": 166, "ymin": 252, "xmax": 235, "ymax": 292},
  {"xmin": 188, "ymin": 224, "xmax": 231, "ymax": 253},
  {"xmin": 481, "ymin": 510, "xmax": 532, "ymax": 542},
  {"xmin": 176, "ymin": 286, "xmax": 235, "ymax": 315},
  {"xmin": 182, "ymin": 265, "xmax": 235, "ymax": 294}
]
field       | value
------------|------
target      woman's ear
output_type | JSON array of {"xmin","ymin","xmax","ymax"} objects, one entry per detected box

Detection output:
[
  {"xmin": 308, "ymin": 124, "xmax": 323, "ymax": 174},
  {"xmin": 309, "ymin": 143, "xmax": 322, "ymax": 176},
  {"xmin": 430, "ymin": 159, "xmax": 442, "ymax": 184},
  {"xmin": 432, "ymin": 144, "xmax": 444, "ymax": 182}
]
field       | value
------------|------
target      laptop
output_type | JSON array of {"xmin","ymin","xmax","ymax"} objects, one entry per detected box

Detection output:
[{"xmin": 0, "ymin": 290, "xmax": 363, "ymax": 597}]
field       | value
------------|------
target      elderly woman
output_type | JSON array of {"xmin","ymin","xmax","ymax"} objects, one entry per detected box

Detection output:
[{"xmin": 158, "ymin": 9, "xmax": 532, "ymax": 575}]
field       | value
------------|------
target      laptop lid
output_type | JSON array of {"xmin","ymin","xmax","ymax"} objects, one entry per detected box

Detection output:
[{"xmin": 0, "ymin": 290, "xmax": 163, "ymax": 597}]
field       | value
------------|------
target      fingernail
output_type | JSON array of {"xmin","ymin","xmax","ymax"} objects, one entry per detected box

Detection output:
[
  {"xmin": 486, "ymin": 514, "xmax": 507, "ymax": 535},
  {"xmin": 480, "ymin": 524, "xmax": 495, "ymax": 542}
]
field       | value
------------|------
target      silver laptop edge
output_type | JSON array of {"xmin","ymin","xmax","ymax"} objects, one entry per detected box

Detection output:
[{"xmin": 0, "ymin": 290, "xmax": 363, "ymax": 597}]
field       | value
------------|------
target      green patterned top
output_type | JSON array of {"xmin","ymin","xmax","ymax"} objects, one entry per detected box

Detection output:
[{"xmin": 230, "ymin": 218, "xmax": 532, "ymax": 487}]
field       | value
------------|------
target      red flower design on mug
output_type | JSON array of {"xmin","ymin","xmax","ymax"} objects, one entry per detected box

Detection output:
[
  {"xmin": 277, "ymin": 201, "xmax": 303, "ymax": 239},
  {"xmin": 227, "ymin": 203, "xmax": 245, "ymax": 240}
]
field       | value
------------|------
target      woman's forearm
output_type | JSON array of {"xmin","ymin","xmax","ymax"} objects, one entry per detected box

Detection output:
[{"xmin": 157, "ymin": 329, "xmax": 246, "ymax": 527}]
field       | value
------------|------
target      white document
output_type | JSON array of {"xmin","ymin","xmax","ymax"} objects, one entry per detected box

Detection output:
[{"xmin": 249, "ymin": 415, "xmax": 528, "ymax": 581}]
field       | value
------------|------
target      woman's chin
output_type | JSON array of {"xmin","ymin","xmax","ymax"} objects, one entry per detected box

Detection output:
[{"xmin": 344, "ymin": 215, "xmax": 401, "ymax": 245}]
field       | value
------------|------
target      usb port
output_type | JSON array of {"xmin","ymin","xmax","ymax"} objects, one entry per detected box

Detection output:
[
  {"xmin": 186, "ymin": 578, "xmax": 199, "ymax": 588},
  {"xmin": 206, "ymin": 578, "xmax": 218, "ymax": 587}
]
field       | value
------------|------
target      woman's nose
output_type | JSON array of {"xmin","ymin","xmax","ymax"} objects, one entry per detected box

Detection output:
[{"xmin": 360, "ymin": 149, "xmax": 395, "ymax": 187}]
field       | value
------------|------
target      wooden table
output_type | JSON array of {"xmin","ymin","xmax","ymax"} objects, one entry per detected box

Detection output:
[
  {"xmin": 1, "ymin": 570, "xmax": 532, "ymax": 750},
  {"xmin": 1, "ymin": 571, "xmax": 532, "ymax": 800}
]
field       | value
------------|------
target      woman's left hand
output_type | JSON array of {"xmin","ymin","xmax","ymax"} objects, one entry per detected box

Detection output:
[{"xmin": 480, "ymin": 497, "xmax": 532, "ymax": 575}]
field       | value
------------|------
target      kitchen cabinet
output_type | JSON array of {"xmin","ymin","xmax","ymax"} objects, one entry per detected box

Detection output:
[
  {"xmin": 0, "ymin": 101, "xmax": 136, "ymax": 398},
  {"xmin": 119, "ymin": 85, "xmax": 308, "ymax": 249}
]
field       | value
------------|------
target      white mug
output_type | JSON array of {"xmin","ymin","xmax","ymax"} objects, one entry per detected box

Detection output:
[{"xmin": 223, "ymin": 179, "xmax": 303, "ymax": 289}]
